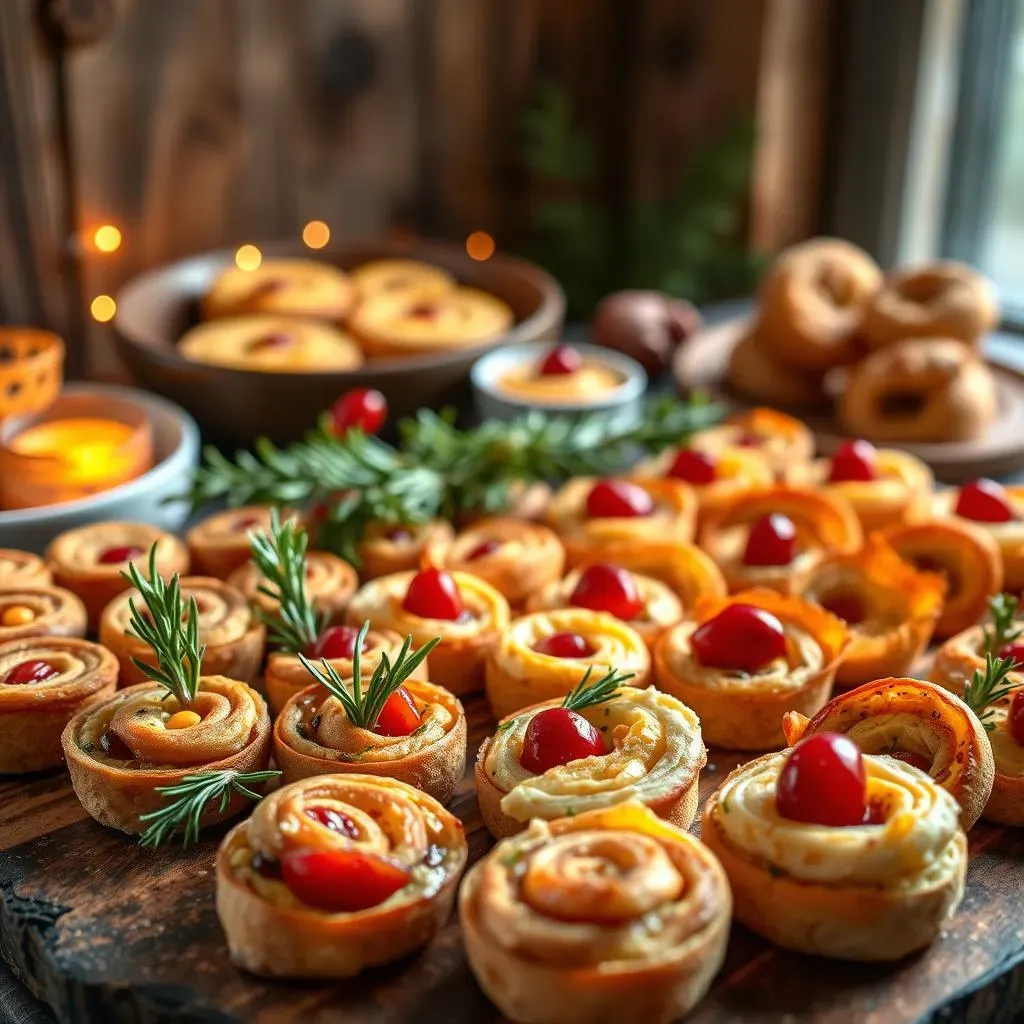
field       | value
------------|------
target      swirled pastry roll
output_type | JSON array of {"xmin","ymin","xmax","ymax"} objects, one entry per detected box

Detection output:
[
  {"xmin": 931, "ymin": 619, "xmax": 1024, "ymax": 698},
  {"xmin": 216, "ymin": 774, "xmax": 467, "ymax": 977},
  {"xmin": 0, "ymin": 586, "xmax": 86, "ymax": 643},
  {"xmin": 0, "ymin": 549, "xmax": 51, "ymax": 588},
  {"xmin": 187, "ymin": 506, "xmax": 300, "ymax": 579},
  {"xmin": 356, "ymin": 519, "xmax": 455, "ymax": 580},
  {"xmin": 460, "ymin": 802, "xmax": 731, "ymax": 1024},
  {"xmin": 981, "ymin": 699, "xmax": 1024, "ymax": 825},
  {"xmin": 691, "ymin": 407, "xmax": 814, "ymax": 477}
]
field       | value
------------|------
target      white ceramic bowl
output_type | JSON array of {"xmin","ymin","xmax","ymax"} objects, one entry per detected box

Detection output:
[
  {"xmin": 0, "ymin": 384, "xmax": 200, "ymax": 553},
  {"xmin": 471, "ymin": 341, "xmax": 646, "ymax": 427}
]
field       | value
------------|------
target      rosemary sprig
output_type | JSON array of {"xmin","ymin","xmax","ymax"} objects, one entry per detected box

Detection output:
[
  {"xmin": 561, "ymin": 666, "xmax": 636, "ymax": 712},
  {"xmin": 982, "ymin": 593, "xmax": 1023, "ymax": 658},
  {"xmin": 297, "ymin": 621, "xmax": 439, "ymax": 730},
  {"xmin": 963, "ymin": 653, "xmax": 1019, "ymax": 732},
  {"xmin": 248, "ymin": 509, "xmax": 323, "ymax": 653},
  {"xmin": 138, "ymin": 769, "xmax": 281, "ymax": 848},
  {"xmin": 122, "ymin": 545, "xmax": 204, "ymax": 705}
]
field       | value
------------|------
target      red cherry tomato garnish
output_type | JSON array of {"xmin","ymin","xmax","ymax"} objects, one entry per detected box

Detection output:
[
  {"xmin": 4, "ymin": 659, "xmax": 59, "ymax": 685},
  {"xmin": 329, "ymin": 388, "xmax": 388, "ymax": 438},
  {"xmin": 465, "ymin": 539, "xmax": 501, "ymax": 561},
  {"xmin": 539, "ymin": 344, "xmax": 582, "ymax": 376},
  {"xmin": 691, "ymin": 603, "xmax": 787, "ymax": 672},
  {"xmin": 304, "ymin": 806, "xmax": 359, "ymax": 838},
  {"xmin": 97, "ymin": 545, "xmax": 145, "ymax": 565},
  {"xmin": 585, "ymin": 480, "xmax": 654, "ymax": 519},
  {"xmin": 955, "ymin": 479, "xmax": 1015, "ymax": 523},
  {"xmin": 1007, "ymin": 690, "xmax": 1024, "ymax": 746},
  {"xmin": 402, "ymin": 568, "xmax": 463, "ymax": 621},
  {"xmin": 776, "ymin": 732, "xmax": 868, "ymax": 827},
  {"xmin": 281, "ymin": 848, "xmax": 411, "ymax": 912},
  {"xmin": 742, "ymin": 513, "xmax": 797, "ymax": 566},
  {"xmin": 667, "ymin": 448, "xmax": 717, "ymax": 485},
  {"xmin": 306, "ymin": 625, "xmax": 365, "ymax": 661},
  {"xmin": 533, "ymin": 631, "xmax": 596, "ymax": 659},
  {"xmin": 520, "ymin": 707, "xmax": 607, "ymax": 773},
  {"xmin": 569, "ymin": 563, "xmax": 644, "ymax": 620},
  {"xmin": 999, "ymin": 641, "xmax": 1024, "ymax": 666},
  {"xmin": 374, "ymin": 686, "xmax": 422, "ymax": 737},
  {"xmin": 827, "ymin": 440, "xmax": 878, "ymax": 483}
]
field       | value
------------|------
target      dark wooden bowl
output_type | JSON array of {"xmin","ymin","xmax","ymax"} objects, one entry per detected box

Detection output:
[{"xmin": 113, "ymin": 239, "xmax": 565, "ymax": 446}]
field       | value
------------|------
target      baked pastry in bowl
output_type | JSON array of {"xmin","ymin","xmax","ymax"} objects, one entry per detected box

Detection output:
[
  {"xmin": 485, "ymin": 608, "xmax": 649, "ymax": 720},
  {"xmin": 477, "ymin": 667, "xmax": 704, "ymax": 837},
  {"xmin": 545, "ymin": 477, "xmax": 697, "ymax": 567},
  {"xmin": 0, "ymin": 549, "xmax": 51, "ymax": 588},
  {"xmin": 346, "ymin": 568, "xmax": 510, "ymax": 695},
  {"xmin": 882, "ymin": 519, "xmax": 1002, "ymax": 639},
  {"xmin": 698, "ymin": 485, "xmax": 862, "ymax": 594},
  {"xmin": 47, "ymin": 522, "xmax": 190, "ymax": 627},
  {"xmin": 187, "ymin": 506, "xmax": 300, "ymax": 579},
  {"xmin": 725, "ymin": 324, "xmax": 828, "ymax": 407},
  {"xmin": 653, "ymin": 589, "xmax": 847, "ymax": 750},
  {"xmin": 201, "ymin": 258, "xmax": 355, "ymax": 321},
  {"xmin": 216, "ymin": 773, "xmax": 468, "ymax": 977},
  {"xmin": 785, "ymin": 439, "xmax": 933, "ymax": 532},
  {"xmin": 702, "ymin": 734, "xmax": 966, "ymax": 960},
  {"xmin": 756, "ymin": 237, "xmax": 882, "ymax": 370},
  {"xmin": 356, "ymin": 519, "xmax": 454, "ymax": 580},
  {"xmin": 0, "ymin": 586, "xmax": 86, "ymax": 642},
  {"xmin": 794, "ymin": 537, "xmax": 944, "ymax": 688},
  {"xmin": 99, "ymin": 576, "xmax": 266, "ymax": 687},
  {"xmin": 838, "ymin": 338, "xmax": 997, "ymax": 443},
  {"xmin": 459, "ymin": 802, "xmax": 731, "ymax": 1024},
  {"xmin": 0, "ymin": 637, "xmax": 118, "ymax": 773},
  {"xmin": 860, "ymin": 261, "xmax": 998, "ymax": 350},
  {"xmin": 692, "ymin": 407, "xmax": 815, "ymax": 477},
  {"xmin": 782, "ymin": 678, "xmax": 994, "ymax": 829},
  {"xmin": 350, "ymin": 258, "xmax": 455, "ymax": 303}
]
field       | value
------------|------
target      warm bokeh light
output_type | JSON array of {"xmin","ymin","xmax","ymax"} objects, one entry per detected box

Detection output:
[
  {"xmin": 302, "ymin": 220, "xmax": 330, "ymax": 249},
  {"xmin": 235, "ymin": 244, "xmax": 263, "ymax": 271},
  {"xmin": 93, "ymin": 225, "xmax": 122, "ymax": 253},
  {"xmin": 90, "ymin": 295, "xmax": 116, "ymax": 322},
  {"xmin": 466, "ymin": 230, "xmax": 496, "ymax": 261}
]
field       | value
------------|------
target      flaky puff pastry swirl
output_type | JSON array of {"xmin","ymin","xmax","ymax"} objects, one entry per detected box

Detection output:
[
  {"xmin": 356, "ymin": 519, "xmax": 455, "ymax": 579},
  {"xmin": 702, "ymin": 751, "xmax": 966, "ymax": 960},
  {"xmin": 692, "ymin": 406, "xmax": 814, "ymax": 477},
  {"xmin": 795, "ymin": 537, "xmax": 944, "ymax": 688},
  {"xmin": 485, "ymin": 609, "xmax": 650, "ymax": 720},
  {"xmin": 273, "ymin": 679, "xmax": 466, "ymax": 803},
  {"xmin": 62, "ymin": 677, "xmax": 271, "ymax": 834},
  {"xmin": 931, "ymin": 621, "xmax": 1024, "ymax": 698},
  {"xmin": 0, "ymin": 637, "xmax": 118, "ymax": 773},
  {"xmin": 476, "ymin": 686, "xmax": 706, "ymax": 838},
  {"xmin": 783, "ymin": 678, "xmax": 994, "ymax": 829},
  {"xmin": 0, "ymin": 586, "xmax": 86, "ymax": 642},
  {"xmin": 545, "ymin": 478, "xmax": 697, "ymax": 568},
  {"xmin": 653, "ymin": 589, "xmax": 848, "ymax": 750},
  {"xmin": 186, "ymin": 506, "xmax": 300, "ymax": 579},
  {"xmin": 0, "ymin": 549, "xmax": 51, "ymax": 588},
  {"xmin": 216, "ymin": 774, "xmax": 467, "ymax": 977},
  {"xmin": 979, "ymin": 701, "xmax": 1024, "ymax": 826},
  {"xmin": 459, "ymin": 802, "xmax": 731, "ymax": 1024}
]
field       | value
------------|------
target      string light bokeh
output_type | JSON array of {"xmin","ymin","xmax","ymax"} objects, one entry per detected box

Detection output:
[
  {"xmin": 93, "ymin": 225, "xmax": 122, "ymax": 253},
  {"xmin": 90, "ymin": 295, "xmax": 116, "ymax": 322},
  {"xmin": 235, "ymin": 244, "xmax": 263, "ymax": 271},
  {"xmin": 466, "ymin": 231, "xmax": 495, "ymax": 261},
  {"xmin": 302, "ymin": 220, "xmax": 330, "ymax": 249}
]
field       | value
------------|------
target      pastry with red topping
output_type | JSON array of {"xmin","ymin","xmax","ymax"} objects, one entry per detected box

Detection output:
[
  {"xmin": 350, "ymin": 258, "xmax": 455, "ymax": 304},
  {"xmin": 186, "ymin": 506, "xmax": 299, "ymax": 579},
  {"xmin": 691, "ymin": 407, "xmax": 814, "ymax": 477},
  {"xmin": 0, "ymin": 549, "xmax": 51, "ymax": 588},
  {"xmin": 356, "ymin": 520, "xmax": 454, "ymax": 580},
  {"xmin": 932, "ymin": 593, "xmax": 1024, "ymax": 698},
  {"xmin": 496, "ymin": 343, "xmax": 627, "ymax": 405}
]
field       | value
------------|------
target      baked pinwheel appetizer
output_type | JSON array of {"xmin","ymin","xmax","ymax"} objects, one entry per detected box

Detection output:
[
  {"xmin": 932, "ymin": 593, "xmax": 1023, "ymax": 697},
  {"xmin": 356, "ymin": 519, "xmax": 455, "ymax": 579},
  {"xmin": 0, "ymin": 586, "xmax": 86, "ymax": 642},
  {"xmin": 653, "ymin": 589, "xmax": 847, "ymax": 750},
  {"xmin": 703, "ymin": 733, "xmax": 966, "ymax": 960},
  {"xmin": 0, "ymin": 636, "xmax": 118, "ymax": 774},
  {"xmin": 692, "ymin": 406, "xmax": 815, "ymax": 477},
  {"xmin": 477, "ymin": 668, "xmax": 704, "ymax": 837},
  {"xmin": 186, "ymin": 506, "xmax": 298, "ymax": 579},
  {"xmin": 932, "ymin": 479, "xmax": 1024, "ymax": 591},
  {"xmin": 426, "ymin": 517, "xmax": 565, "ymax": 609},
  {"xmin": 698, "ymin": 485, "xmax": 862, "ymax": 595},
  {"xmin": 346, "ymin": 567, "xmax": 510, "ymax": 695},
  {"xmin": 47, "ymin": 522, "xmax": 190, "ymax": 627},
  {"xmin": 783, "ymin": 678, "xmax": 994, "ymax": 829},
  {"xmin": 62, "ymin": 548, "xmax": 272, "ymax": 839},
  {"xmin": 0, "ymin": 549, "xmax": 51, "ymax": 588},
  {"xmin": 460, "ymin": 802, "xmax": 731, "ymax": 1024},
  {"xmin": 273, "ymin": 624, "xmax": 466, "ymax": 802},
  {"xmin": 485, "ymin": 608, "xmax": 649, "ymax": 720},
  {"xmin": 216, "ymin": 773, "xmax": 468, "ymax": 977},
  {"xmin": 785, "ymin": 439, "xmax": 933, "ymax": 531},
  {"xmin": 795, "ymin": 537, "xmax": 944, "ymax": 688},
  {"xmin": 99, "ymin": 577, "xmax": 265, "ymax": 687},
  {"xmin": 882, "ymin": 518, "xmax": 1002, "ymax": 638},
  {"xmin": 545, "ymin": 477, "xmax": 697, "ymax": 567}
]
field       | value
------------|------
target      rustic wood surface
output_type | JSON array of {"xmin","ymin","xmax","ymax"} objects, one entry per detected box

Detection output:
[{"xmin": 2, "ymin": 681, "xmax": 1024, "ymax": 1024}]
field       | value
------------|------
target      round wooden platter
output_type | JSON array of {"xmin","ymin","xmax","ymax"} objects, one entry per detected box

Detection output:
[{"xmin": 674, "ymin": 315, "xmax": 1024, "ymax": 483}]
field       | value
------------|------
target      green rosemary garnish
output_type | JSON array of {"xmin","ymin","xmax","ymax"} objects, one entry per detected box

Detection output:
[
  {"xmin": 248, "ymin": 509, "xmax": 323, "ymax": 653},
  {"xmin": 122, "ymin": 545, "xmax": 204, "ymax": 705},
  {"xmin": 298, "ymin": 620, "xmax": 439, "ymax": 730},
  {"xmin": 138, "ymin": 769, "xmax": 281, "ymax": 848},
  {"xmin": 561, "ymin": 666, "xmax": 636, "ymax": 712},
  {"xmin": 982, "ymin": 593, "xmax": 1023, "ymax": 658},
  {"xmin": 963, "ymin": 653, "xmax": 1019, "ymax": 732}
]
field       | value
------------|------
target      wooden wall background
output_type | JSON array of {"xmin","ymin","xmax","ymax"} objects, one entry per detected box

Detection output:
[{"xmin": 0, "ymin": 0, "xmax": 834, "ymax": 378}]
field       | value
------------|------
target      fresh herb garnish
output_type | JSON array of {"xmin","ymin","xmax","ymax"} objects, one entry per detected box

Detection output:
[
  {"xmin": 963, "ymin": 653, "xmax": 1019, "ymax": 731},
  {"xmin": 560, "ymin": 666, "xmax": 636, "ymax": 713},
  {"xmin": 983, "ymin": 593, "xmax": 1023, "ymax": 658}
]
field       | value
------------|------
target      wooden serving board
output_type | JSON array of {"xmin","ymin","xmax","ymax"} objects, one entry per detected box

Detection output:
[{"xmin": 3, "ymin": 692, "xmax": 1024, "ymax": 1024}]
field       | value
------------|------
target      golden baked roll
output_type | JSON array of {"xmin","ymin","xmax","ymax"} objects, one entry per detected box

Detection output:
[
  {"xmin": 187, "ymin": 506, "xmax": 300, "ymax": 579},
  {"xmin": 698, "ymin": 485, "xmax": 862, "ymax": 594},
  {"xmin": 725, "ymin": 324, "xmax": 828, "ymax": 406},
  {"xmin": 783, "ymin": 677, "xmax": 993, "ymax": 829},
  {"xmin": 795, "ymin": 537, "xmax": 944, "ymax": 688},
  {"xmin": 346, "ymin": 568, "xmax": 510, "ymax": 695},
  {"xmin": 0, "ymin": 637, "xmax": 118, "ymax": 773},
  {"xmin": 216, "ymin": 774, "xmax": 467, "ymax": 977},
  {"xmin": 545, "ymin": 477, "xmax": 697, "ymax": 568},
  {"xmin": 427, "ymin": 517, "xmax": 565, "ymax": 609},
  {"xmin": 703, "ymin": 742, "xmax": 966, "ymax": 960},
  {"xmin": 350, "ymin": 258, "xmax": 455, "ymax": 303},
  {"xmin": 202, "ymin": 257, "xmax": 355, "ymax": 321},
  {"xmin": 0, "ymin": 549, "xmax": 51, "ymax": 588},
  {"xmin": 975, "ymin": 687, "xmax": 1024, "ymax": 826},
  {"xmin": 485, "ymin": 608, "xmax": 650, "ymax": 720},
  {"xmin": 46, "ymin": 522, "xmax": 190, "ymax": 627},
  {"xmin": 785, "ymin": 439, "xmax": 933, "ymax": 532},
  {"xmin": 692, "ymin": 406, "xmax": 815, "ymax": 477},
  {"xmin": 356, "ymin": 519, "xmax": 455, "ymax": 579},
  {"xmin": 653, "ymin": 589, "xmax": 847, "ymax": 750},
  {"xmin": 99, "ymin": 577, "xmax": 266, "ymax": 687},
  {"xmin": 0, "ymin": 586, "xmax": 86, "ymax": 642},
  {"xmin": 860, "ymin": 261, "xmax": 998, "ymax": 350},
  {"xmin": 838, "ymin": 338, "xmax": 997, "ymax": 443},
  {"xmin": 460, "ymin": 802, "xmax": 731, "ymax": 1024},
  {"xmin": 931, "ymin": 593, "xmax": 1023, "ymax": 698}
]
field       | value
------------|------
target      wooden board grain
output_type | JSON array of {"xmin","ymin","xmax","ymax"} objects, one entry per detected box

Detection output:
[{"xmin": 2, "ymin": 688, "xmax": 1024, "ymax": 1024}]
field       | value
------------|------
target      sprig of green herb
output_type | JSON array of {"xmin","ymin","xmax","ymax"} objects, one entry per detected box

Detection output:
[
  {"xmin": 561, "ymin": 666, "xmax": 636, "ymax": 713},
  {"xmin": 963, "ymin": 653, "xmax": 1019, "ymax": 731},
  {"xmin": 983, "ymin": 593, "xmax": 1023, "ymax": 657}
]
